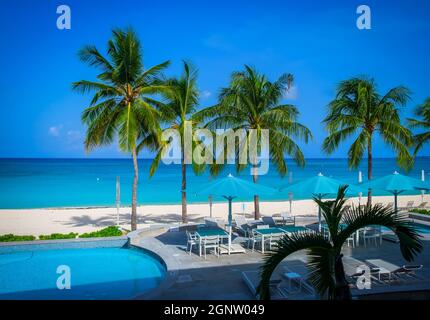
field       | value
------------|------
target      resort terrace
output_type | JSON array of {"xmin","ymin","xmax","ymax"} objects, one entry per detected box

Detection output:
[{"xmin": 130, "ymin": 216, "xmax": 430, "ymax": 300}]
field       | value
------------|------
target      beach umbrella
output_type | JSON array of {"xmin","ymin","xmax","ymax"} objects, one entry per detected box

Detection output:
[
  {"xmin": 194, "ymin": 173, "xmax": 277, "ymax": 254},
  {"xmin": 361, "ymin": 171, "xmax": 430, "ymax": 212},
  {"xmin": 280, "ymin": 173, "xmax": 366, "ymax": 231}
]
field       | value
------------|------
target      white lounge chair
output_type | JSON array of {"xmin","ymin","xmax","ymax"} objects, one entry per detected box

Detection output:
[
  {"xmin": 366, "ymin": 259, "xmax": 423, "ymax": 281},
  {"xmin": 400, "ymin": 201, "xmax": 414, "ymax": 211},
  {"xmin": 416, "ymin": 202, "xmax": 428, "ymax": 209},
  {"xmin": 241, "ymin": 270, "xmax": 287, "ymax": 299},
  {"xmin": 234, "ymin": 216, "xmax": 251, "ymax": 237}
]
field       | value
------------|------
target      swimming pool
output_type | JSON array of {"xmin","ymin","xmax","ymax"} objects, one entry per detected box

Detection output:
[{"xmin": 0, "ymin": 246, "xmax": 166, "ymax": 299}]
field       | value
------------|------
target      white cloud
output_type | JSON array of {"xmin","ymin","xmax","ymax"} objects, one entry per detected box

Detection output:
[
  {"xmin": 67, "ymin": 130, "xmax": 81, "ymax": 141},
  {"xmin": 48, "ymin": 125, "xmax": 63, "ymax": 137},
  {"xmin": 284, "ymin": 86, "xmax": 298, "ymax": 100},
  {"xmin": 201, "ymin": 90, "xmax": 211, "ymax": 99}
]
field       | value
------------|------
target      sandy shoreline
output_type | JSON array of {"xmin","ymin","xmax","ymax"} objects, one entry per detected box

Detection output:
[{"xmin": 0, "ymin": 194, "xmax": 427, "ymax": 236}]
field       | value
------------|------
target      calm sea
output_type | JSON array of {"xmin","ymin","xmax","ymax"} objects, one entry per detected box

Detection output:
[{"xmin": 0, "ymin": 158, "xmax": 429, "ymax": 209}]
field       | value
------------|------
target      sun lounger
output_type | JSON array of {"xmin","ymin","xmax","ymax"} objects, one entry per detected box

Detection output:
[
  {"xmin": 400, "ymin": 201, "xmax": 414, "ymax": 211},
  {"xmin": 416, "ymin": 202, "xmax": 428, "ymax": 209},
  {"xmin": 365, "ymin": 259, "xmax": 423, "ymax": 281},
  {"xmin": 280, "ymin": 261, "xmax": 316, "ymax": 295},
  {"xmin": 241, "ymin": 271, "xmax": 287, "ymax": 299},
  {"xmin": 262, "ymin": 216, "xmax": 278, "ymax": 227}
]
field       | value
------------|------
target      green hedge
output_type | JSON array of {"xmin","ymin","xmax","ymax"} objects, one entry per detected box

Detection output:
[
  {"xmin": 0, "ymin": 234, "xmax": 36, "ymax": 242},
  {"xmin": 39, "ymin": 232, "xmax": 78, "ymax": 240},
  {"xmin": 1, "ymin": 226, "xmax": 123, "ymax": 242},
  {"xmin": 410, "ymin": 209, "xmax": 430, "ymax": 215},
  {"xmin": 79, "ymin": 226, "xmax": 123, "ymax": 238}
]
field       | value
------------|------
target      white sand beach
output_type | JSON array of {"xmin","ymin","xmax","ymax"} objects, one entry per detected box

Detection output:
[{"xmin": 0, "ymin": 194, "xmax": 426, "ymax": 236}]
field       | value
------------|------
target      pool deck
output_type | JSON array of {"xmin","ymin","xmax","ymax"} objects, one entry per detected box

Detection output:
[{"xmin": 131, "ymin": 222, "xmax": 430, "ymax": 300}]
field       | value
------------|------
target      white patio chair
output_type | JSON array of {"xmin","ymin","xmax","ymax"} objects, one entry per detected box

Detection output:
[
  {"xmin": 269, "ymin": 234, "xmax": 283, "ymax": 251},
  {"xmin": 186, "ymin": 230, "xmax": 198, "ymax": 255},
  {"xmin": 248, "ymin": 229, "xmax": 263, "ymax": 252},
  {"xmin": 363, "ymin": 226, "xmax": 381, "ymax": 247},
  {"xmin": 202, "ymin": 236, "xmax": 220, "ymax": 259}
]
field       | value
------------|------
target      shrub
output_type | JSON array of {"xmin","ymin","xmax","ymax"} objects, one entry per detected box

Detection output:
[
  {"xmin": 410, "ymin": 209, "xmax": 430, "ymax": 215},
  {"xmin": 39, "ymin": 233, "xmax": 78, "ymax": 240},
  {"xmin": 79, "ymin": 226, "xmax": 122, "ymax": 238},
  {"xmin": 0, "ymin": 234, "xmax": 36, "ymax": 242}
]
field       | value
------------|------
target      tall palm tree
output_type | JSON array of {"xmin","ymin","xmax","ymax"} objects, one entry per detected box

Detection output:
[
  {"xmin": 258, "ymin": 185, "xmax": 422, "ymax": 300},
  {"xmin": 322, "ymin": 77, "xmax": 413, "ymax": 204},
  {"xmin": 146, "ymin": 61, "xmax": 203, "ymax": 223},
  {"xmin": 407, "ymin": 98, "xmax": 430, "ymax": 156},
  {"xmin": 73, "ymin": 28, "xmax": 169, "ymax": 231},
  {"xmin": 195, "ymin": 65, "xmax": 312, "ymax": 219}
]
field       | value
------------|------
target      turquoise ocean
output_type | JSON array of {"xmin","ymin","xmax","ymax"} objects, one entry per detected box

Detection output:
[{"xmin": 0, "ymin": 158, "xmax": 429, "ymax": 209}]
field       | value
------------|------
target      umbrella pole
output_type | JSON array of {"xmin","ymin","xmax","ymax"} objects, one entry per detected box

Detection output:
[
  {"xmin": 228, "ymin": 197, "xmax": 233, "ymax": 255},
  {"xmin": 394, "ymin": 191, "xmax": 398, "ymax": 214}
]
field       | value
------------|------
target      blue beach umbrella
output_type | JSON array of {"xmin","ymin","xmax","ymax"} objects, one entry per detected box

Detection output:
[
  {"xmin": 194, "ymin": 173, "xmax": 277, "ymax": 253},
  {"xmin": 280, "ymin": 173, "xmax": 366, "ymax": 231},
  {"xmin": 361, "ymin": 171, "xmax": 430, "ymax": 212}
]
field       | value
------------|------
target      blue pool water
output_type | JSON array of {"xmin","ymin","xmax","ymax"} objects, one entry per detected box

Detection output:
[
  {"xmin": 0, "ymin": 157, "xmax": 429, "ymax": 208},
  {"xmin": 0, "ymin": 247, "xmax": 166, "ymax": 300}
]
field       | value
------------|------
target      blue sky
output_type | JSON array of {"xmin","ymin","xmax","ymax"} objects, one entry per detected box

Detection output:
[{"xmin": 0, "ymin": 0, "xmax": 429, "ymax": 159}]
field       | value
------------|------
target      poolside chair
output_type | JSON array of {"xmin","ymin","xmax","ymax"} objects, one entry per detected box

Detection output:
[
  {"xmin": 362, "ymin": 226, "xmax": 381, "ymax": 247},
  {"xmin": 201, "ymin": 236, "xmax": 220, "ymax": 259},
  {"xmin": 186, "ymin": 230, "xmax": 198, "ymax": 255},
  {"xmin": 257, "ymin": 224, "xmax": 270, "ymax": 229},
  {"xmin": 366, "ymin": 259, "xmax": 423, "ymax": 281},
  {"xmin": 268, "ymin": 234, "xmax": 283, "ymax": 251},
  {"xmin": 262, "ymin": 216, "xmax": 277, "ymax": 227},
  {"xmin": 400, "ymin": 201, "xmax": 414, "ymax": 211},
  {"xmin": 416, "ymin": 202, "xmax": 428, "ymax": 209},
  {"xmin": 281, "ymin": 261, "xmax": 316, "ymax": 296},
  {"xmin": 234, "ymin": 216, "xmax": 250, "ymax": 237},
  {"xmin": 241, "ymin": 271, "xmax": 287, "ymax": 299},
  {"xmin": 345, "ymin": 233, "xmax": 355, "ymax": 247},
  {"xmin": 280, "ymin": 212, "xmax": 296, "ymax": 226},
  {"xmin": 248, "ymin": 229, "xmax": 265, "ymax": 252}
]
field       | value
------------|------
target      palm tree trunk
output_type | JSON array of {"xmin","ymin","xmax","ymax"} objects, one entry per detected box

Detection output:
[
  {"xmin": 253, "ymin": 168, "xmax": 260, "ymax": 220},
  {"xmin": 334, "ymin": 254, "xmax": 352, "ymax": 300},
  {"xmin": 181, "ymin": 157, "xmax": 187, "ymax": 224},
  {"xmin": 367, "ymin": 137, "xmax": 373, "ymax": 206},
  {"xmin": 131, "ymin": 147, "xmax": 139, "ymax": 231}
]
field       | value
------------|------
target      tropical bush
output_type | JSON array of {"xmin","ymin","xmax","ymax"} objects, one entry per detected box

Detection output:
[
  {"xmin": 39, "ymin": 233, "xmax": 78, "ymax": 240},
  {"xmin": 0, "ymin": 234, "xmax": 36, "ymax": 242},
  {"xmin": 409, "ymin": 208, "xmax": 430, "ymax": 215},
  {"xmin": 79, "ymin": 226, "xmax": 123, "ymax": 238}
]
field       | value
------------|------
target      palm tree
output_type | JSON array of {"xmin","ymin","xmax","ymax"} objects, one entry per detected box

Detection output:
[
  {"xmin": 73, "ymin": 28, "xmax": 169, "ymax": 231},
  {"xmin": 147, "ymin": 61, "xmax": 203, "ymax": 223},
  {"xmin": 195, "ymin": 65, "xmax": 312, "ymax": 219},
  {"xmin": 408, "ymin": 98, "xmax": 430, "ymax": 156},
  {"xmin": 258, "ymin": 185, "xmax": 422, "ymax": 300},
  {"xmin": 322, "ymin": 77, "xmax": 413, "ymax": 204}
]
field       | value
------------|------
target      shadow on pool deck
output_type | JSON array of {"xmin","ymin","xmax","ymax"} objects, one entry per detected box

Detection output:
[{"xmin": 135, "ymin": 229, "xmax": 430, "ymax": 300}]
